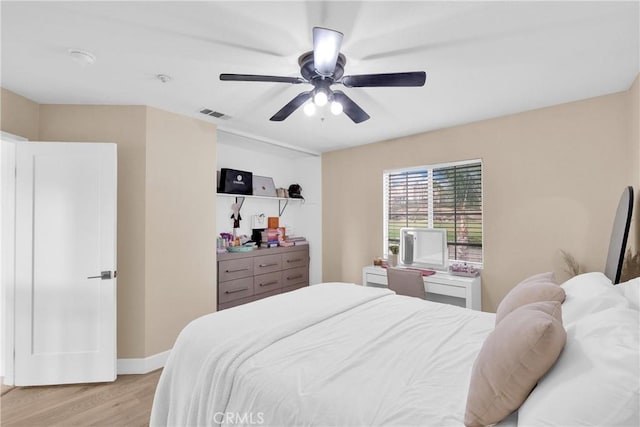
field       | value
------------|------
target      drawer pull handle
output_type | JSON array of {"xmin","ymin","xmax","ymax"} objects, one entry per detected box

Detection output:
[
  {"xmin": 258, "ymin": 263, "xmax": 278, "ymax": 268},
  {"xmin": 259, "ymin": 281, "xmax": 279, "ymax": 287},
  {"xmin": 286, "ymin": 259, "xmax": 302, "ymax": 263},
  {"xmin": 287, "ymin": 275, "xmax": 303, "ymax": 281},
  {"xmin": 225, "ymin": 288, "xmax": 249, "ymax": 294},
  {"xmin": 226, "ymin": 267, "xmax": 250, "ymax": 273}
]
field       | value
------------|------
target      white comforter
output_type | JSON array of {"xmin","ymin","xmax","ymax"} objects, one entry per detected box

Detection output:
[{"xmin": 151, "ymin": 283, "xmax": 495, "ymax": 427}]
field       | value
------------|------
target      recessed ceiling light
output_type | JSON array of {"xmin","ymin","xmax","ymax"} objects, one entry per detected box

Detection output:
[
  {"xmin": 156, "ymin": 74, "xmax": 172, "ymax": 83},
  {"xmin": 68, "ymin": 49, "xmax": 96, "ymax": 65}
]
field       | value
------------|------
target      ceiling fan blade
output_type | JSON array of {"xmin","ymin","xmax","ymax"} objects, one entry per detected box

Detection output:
[
  {"xmin": 220, "ymin": 74, "xmax": 305, "ymax": 84},
  {"xmin": 270, "ymin": 91, "xmax": 313, "ymax": 121},
  {"xmin": 341, "ymin": 71, "xmax": 426, "ymax": 88},
  {"xmin": 332, "ymin": 91, "xmax": 370, "ymax": 123},
  {"xmin": 313, "ymin": 27, "xmax": 343, "ymax": 76}
]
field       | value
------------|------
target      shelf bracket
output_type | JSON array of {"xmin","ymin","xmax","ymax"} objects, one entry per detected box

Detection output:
[{"xmin": 278, "ymin": 199, "xmax": 289, "ymax": 217}]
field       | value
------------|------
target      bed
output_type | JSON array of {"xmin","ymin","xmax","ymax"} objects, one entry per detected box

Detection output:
[
  {"xmin": 151, "ymin": 188, "xmax": 639, "ymax": 426},
  {"xmin": 151, "ymin": 276, "xmax": 639, "ymax": 426}
]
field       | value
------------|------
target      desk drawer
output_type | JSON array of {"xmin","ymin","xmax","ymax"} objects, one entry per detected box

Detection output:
[
  {"xmin": 425, "ymin": 282, "xmax": 466, "ymax": 299},
  {"xmin": 218, "ymin": 277, "xmax": 254, "ymax": 304},
  {"xmin": 366, "ymin": 272, "xmax": 388, "ymax": 286},
  {"xmin": 254, "ymin": 254, "xmax": 282, "ymax": 275},
  {"xmin": 219, "ymin": 258, "xmax": 253, "ymax": 282},
  {"xmin": 282, "ymin": 266, "xmax": 308, "ymax": 287},
  {"xmin": 282, "ymin": 251, "xmax": 307, "ymax": 269},
  {"xmin": 254, "ymin": 271, "xmax": 282, "ymax": 295}
]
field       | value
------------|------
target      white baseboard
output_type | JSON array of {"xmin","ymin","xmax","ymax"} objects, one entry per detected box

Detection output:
[{"xmin": 117, "ymin": 350, "xmax": 171, "ymax": 375}]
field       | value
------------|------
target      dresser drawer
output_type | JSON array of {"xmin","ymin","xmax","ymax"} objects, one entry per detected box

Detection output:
[
  {"xmin": 218, "ymin": 277, "xmax": 254, "ymax": 304},
  {"xmin": 218, "ymin": 295, "xmax": 253, "ymax": 311},
  {"xmin": 254, "ymin": 271, "xmax": 282, "ymax": 296},
  {"xmin": 254, "ymin": 254, "xmax": 282, "ymax": 275},
  {"xmin": 252, "ymin": 288, "xmax": 281, "ymax": 301},
  {"xmin": 219, "ymin": 258, "xmax": 253, "ymax": 282},
  {"xmin": 282, "ymin": 251, "xmax": 308, "ymax": 269},
  {"xmin": 282, "ymin": 283, "xmax": 307, "ymax": 294},
  {"xmin": 217, "ymin": 246, "xmax": 310, "ymax": 312},
  {"xmin": 282, "ymin": 266, "xmax": 308, "ymax": 287}
]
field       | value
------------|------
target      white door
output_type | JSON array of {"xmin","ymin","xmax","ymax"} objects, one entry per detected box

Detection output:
[{"xmin": 14, "ymin": 142, "xmax": 117, "ymax": 386}]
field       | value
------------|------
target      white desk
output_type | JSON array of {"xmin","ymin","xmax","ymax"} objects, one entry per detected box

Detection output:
[{"xmin": 362, "ymin": 265, "xmax": 482, "ymax": 311}]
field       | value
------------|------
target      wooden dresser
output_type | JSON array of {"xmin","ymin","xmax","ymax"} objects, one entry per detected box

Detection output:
[{"xmin": 217, "ymin": 245, "xmax": 309, "ymax": 311}]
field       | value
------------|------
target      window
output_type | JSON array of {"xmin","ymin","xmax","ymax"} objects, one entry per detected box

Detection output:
[{"xmin": 383, "ymin": 160, "xmax": 483, "ymax": 264}]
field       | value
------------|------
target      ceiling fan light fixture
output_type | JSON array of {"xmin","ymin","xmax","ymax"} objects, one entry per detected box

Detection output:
[
  {"xmin": 313, "ymin": 27, "xmax": 344, "ymax": 76},
  {"xmin": 313, "ymin": 90, "xmax": 328, "ymax": 107},
  {"xmin": 330, "ymin": 101, "xmax": 343, "ymax": 115},
  {"xmin": 303, "ymin": 102, "xmax": 316, "ymax": 116},
  {"xmin": 220, "ymin": 27, "xmax": 425, "ymax": 124}
]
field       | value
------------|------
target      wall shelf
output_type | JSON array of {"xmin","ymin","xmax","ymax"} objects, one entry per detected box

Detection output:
[{"xmin": 216, "ymin": 193, "xmax": 303, "ymax": 217}]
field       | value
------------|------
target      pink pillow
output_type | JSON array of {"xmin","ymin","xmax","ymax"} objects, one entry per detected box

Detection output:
[
  {"xmin": 495, "ymin": 272, "xmax": 565, "ymax": 324},
  {"xmin": 465, "ymin": 301, "xmax": 566, "ymax": 427},
  {"xmin": 520, "ymin": 271, "xmax": 555, "ymax": 285}
]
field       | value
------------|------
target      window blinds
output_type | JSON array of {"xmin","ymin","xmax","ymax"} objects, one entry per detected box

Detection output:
[
  {"xmin": 433, "ymin": 162, "xmax": 483, "ymax": 263},
  {"xmin": 385, "ymin": 171, "xmax": 430, "ymax": 246}
]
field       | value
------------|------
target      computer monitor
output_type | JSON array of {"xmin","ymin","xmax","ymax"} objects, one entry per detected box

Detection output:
[{"xmin": 400, "ymin": 228, "xmax": 448, "ymax": 271}]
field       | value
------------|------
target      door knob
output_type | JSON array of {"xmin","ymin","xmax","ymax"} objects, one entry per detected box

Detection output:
[{"xmin": 87, "ymin": 271, "xmax": 113, "ymax": 280}]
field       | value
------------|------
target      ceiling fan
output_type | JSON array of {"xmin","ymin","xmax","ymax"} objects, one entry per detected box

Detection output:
[{"xmin": 220, "ymin": 27, "xmax": 426, "ymax": 124}]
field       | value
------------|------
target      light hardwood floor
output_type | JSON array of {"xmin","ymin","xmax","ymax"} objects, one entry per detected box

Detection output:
[{"xmin": 0, "ymin": 370, "xmax": 161, "ymax": 427}]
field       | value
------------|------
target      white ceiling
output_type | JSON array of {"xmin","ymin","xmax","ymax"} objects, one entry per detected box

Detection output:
[{"xmin": 2, "ymin": 1, "xmax": 638, "ymax": 155}]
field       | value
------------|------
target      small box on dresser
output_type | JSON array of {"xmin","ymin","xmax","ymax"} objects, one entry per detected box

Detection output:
[{"xmin": 217, "ymin": 245, "xmax": 310, "ymax": 311}]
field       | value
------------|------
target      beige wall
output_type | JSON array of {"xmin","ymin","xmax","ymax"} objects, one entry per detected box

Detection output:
[
  {"xmin": 145, "ymin": 107, "xmax": 217, "ymax": 355},
  {"xmin": 0, "ymin": 88, "xmax": 39, "ymax": 140},
  {"xmin": 38, "ymin": 105, "xmax": 149, "ymax": 358},
  {"xmin": 323, "ymin": 84, "xmax": 639, "ymax": 312},
  {"xmin": 1, "ymin": 92, "xmax": 218, "ymax": 358}
]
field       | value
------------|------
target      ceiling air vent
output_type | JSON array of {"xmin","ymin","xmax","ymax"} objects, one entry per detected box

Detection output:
[{"xmin": 199, "ymin": 108, "xmax": 230, "ymax": 120}]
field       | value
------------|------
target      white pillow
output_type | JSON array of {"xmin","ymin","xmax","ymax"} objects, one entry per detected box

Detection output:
[
  {"xmin": 560, "ymin": 272, "xmax": 631, "ymax": 325},
  {"xmin": 561, "ymin": 272, "xmax": 612, "ymax": 298},
  {"xmin": 614, "ymin": 278, "xmax": 640, "ymax": 310},
  {"xmin": 518, "ymin": 307, "xmax": 640, "ymax": 427}
]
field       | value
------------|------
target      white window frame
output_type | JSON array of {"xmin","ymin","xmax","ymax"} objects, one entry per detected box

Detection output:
[{"xmin": 383, "ymin": 159, "xmax": 483, "ymax": 266}]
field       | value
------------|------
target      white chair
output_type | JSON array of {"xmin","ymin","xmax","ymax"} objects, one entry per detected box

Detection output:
[{"xmin": 387, "ymin": 267, "xmax": 425, "ymax": 299}]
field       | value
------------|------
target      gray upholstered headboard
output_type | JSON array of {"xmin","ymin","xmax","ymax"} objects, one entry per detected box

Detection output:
[{"xmin": 604, "ymin": 186, "xmax": 634, "ymax": 284}]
